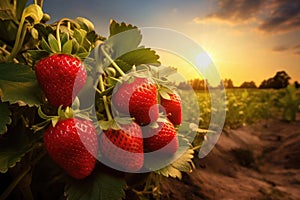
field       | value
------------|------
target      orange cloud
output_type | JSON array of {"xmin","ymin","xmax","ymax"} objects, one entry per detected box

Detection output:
[{"xmin": 196, "ymin": 0, "xmax": 300, "ymax": 34}]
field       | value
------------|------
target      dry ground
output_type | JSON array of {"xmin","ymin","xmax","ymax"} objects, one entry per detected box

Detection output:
[{"xmin": 161, "ymin": 116, "xmax": 300, "ymax": 200}]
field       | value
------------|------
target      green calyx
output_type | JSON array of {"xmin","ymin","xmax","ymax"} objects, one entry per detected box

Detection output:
[
  {"xmin": 158, "ymin": 85, "xmax": 174, "ymax": 100},
  {"xmin": 31, "ymin": 105, "xmax": 74, "ymax": 132},
  {"xmin": 99, "ymin": 117, "xmax": 134, "ymax": 131}
]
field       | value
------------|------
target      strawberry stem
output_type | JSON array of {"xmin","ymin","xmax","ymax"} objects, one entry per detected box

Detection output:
[
  {"xmin": 0, "ymin": 45, "xmax": 19, "ymax": 63},
  {"xmin": 100, "ymin": 44, "xmax": 125, "ymax": 76},
  {"xmin": 39, "ymin": 0, "xmax": 44, "ymax": 7},
  {"xmin": 7, "ymin": 17, "xmax": 28, "ymax": 62},
  {"xmin": 99, "ymin": 75, "xmax": 113, "ymax": 121},
  {"xmin": 103, "ymin": 96, "xmax": 113, "ymax": 121},
  {"xmin": 56, "ymin": 18, "xmax": 80, "ymax": 52}
]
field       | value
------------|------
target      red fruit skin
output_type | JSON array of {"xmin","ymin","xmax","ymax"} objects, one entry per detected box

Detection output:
[
  {"xmin": 143, "ymin": 120, "xmax": 178, "ymax": 154},
  {"xmin": 160, "ymin": 93, "xmax": 182, "ymax": 125},
  {"xmin": 99, "ymin": 122, "xmax": 144, "ymax": 172},
  {"xmin": 112, "ymin": 77, "xmax": 159, "ymax": 125},
  {"xmin": 35, "ymin": 54, "xmax": 86, "ymax": 107},
  {"xmin": 44, "ymin": 118, "xmax": 98, "ymax": 179}
]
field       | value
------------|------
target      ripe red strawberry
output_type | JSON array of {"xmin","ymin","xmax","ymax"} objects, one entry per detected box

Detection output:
[
  {"xmin": 112, "ymin": 77, "xmax": 159, "ymax": 125},
  {"xmin": 143, "ymin": 120, "xmax": 178, "ymax": 154},
  {"xmin": 99, "ymin": 122, "xmax": 144, "ymax": 172},
  {"xmin": 44, "ymin": 117, "xmax": 98, "ymax": 179},
  {"xmin": 160, "ymin": 92, "xmax": 182, "ymax": 125},
  {"xmin": 35, "ymin": 54, "xmax": 86, "ymax": 107}
]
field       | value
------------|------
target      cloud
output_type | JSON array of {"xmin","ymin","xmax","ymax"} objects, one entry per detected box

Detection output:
[
  {"xmin": 204, "ymin": 0, "xmax": 264, "ymax": 22},
  {"xmin": 199, "ymin": 0, "xmax": 300, "ymax": 34},
  {"xmin": 272, "ymin": 43, "xmax": 300, "ymax": 55},
  {"xmin": 272, "ymin": 45, "xmax": 290, "ymax": 52},
  {"xmin": 258, "ymin": 0, "xmax": 300, "ymax": 33}
]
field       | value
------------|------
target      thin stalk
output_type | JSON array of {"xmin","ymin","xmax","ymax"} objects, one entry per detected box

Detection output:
[
  {"xmin": 100, "ymin": 45, "xmax": 125, "ymax": 76},
  {"xmin": 143, "ymin": 173, "xmax": 153, "ymax": 192},
  {"xmin": 7, "ymin": 18, "xmax": 27, "ymax": 62},
  {"xmin": 56, "ymin": 18, "xmax": 80, "ymax": 52},
  {"xmin": 103, "ymin": 96, "xmax": 113, "ymax": 121},
  {"xmin": 55, "ymin": 18, "xmax": 65, "ymax": 52},
  {"xmin": 14, "ymin": 23, "xmax": 28, "ymax": 56},
  {"xmin": 37, "ymin": 0, "xmax": 44, "ymax": 7},
  {"xmin": 99, "ymin": 75, "xmax": 113, "ymax": 121},
  {"xmin": 0, "ymin": 46, "xmax": 19, "ymax": 63},
  {"xmin": 13, "ymin": 0, "xmax": 17, "ymax": 13}
]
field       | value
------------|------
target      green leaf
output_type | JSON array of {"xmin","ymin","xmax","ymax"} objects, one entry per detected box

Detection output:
[
  {"xmin": 0, "ymin": 102, "xmax": 11, "ymax": 135},
  {"xmin": 0, "ymin": 0, "xmax": 15, "ymax": 20},
  {"xmin": 155, "ymin": 148, "xmax": 195, "ymax": 179},
  {"xmin": 74, "ymin": 29, "xmax": 87, "ymax": 46},
  {"xmin": 0, "ymin": 20, "xmax": 18, "ymax": 43},
  {"xmin": 62, "ymin": 40, "xmax": 73, "ymax": 55},
  {"xmin": 78, "ymin": 46, "xmax": 87, "ymax": 54},
  {"xmin": 159, "ymin": 90, "xmax": 171, "ymax": 100},
  {"xmin": 82, "ymin": 37, "xmax": 92, "ymax": 52},
  {"xmin": 72, "ymin": 38, "xmax": 80, "ymax": 54},
  {"xmin": 170, "ymin": 148, "xmax": 195, "ymax": 172},
  {"xmin": 60, "ymin": 32, "xmax": 70, "ymax": 47},
  {"xmin": 77, "ymin": 52, "xmax": 90, "ymax": 60},
  {"xmin": 157, "ymin": 165, "xmax": 182, "ymax": 179},
  {"xmin": 41, "ymin": 37, "xmax": 53, "ymax": 52},
  {"xmin": 97, "ymin": 85, "xmax": 114, "ymax": 98},
  {"xmin": 0, "ymin": 63, "xmax": 42, "ymax": 106},
  {"xmin": 114, "ymin": 59, "xmax": 133, "ymax": 74},
  {"xmin": 144, "ymin": 134, "xmax": 194, "ymax": 179},
  {"xmin": 111, "ymin": 48, "xmax": 160, "ymax": 74},
  {"xmin": 15, "ymin": 0, "xmax": 27, "ymax": 20},
  {"xmin": 0, "ymin": 128, "xmax": 42, "ymax": 173},
  {"xmin": 27, "ymin": 50, "xmax": 50, "ymax": 61},
  {"xmin": 34, "ymin": 23, "xmax": 54, "ymax": 40},
  {"xmin": 109, "ymin": 20, "xmax": 138, "ymax": 37},
  {"xmin": 48, "ymin": 34, "xmax": 60, "ymax": 53},
  {"xmin": 65, "ymin": 168, "xmax": 126, "ymax": 200},
  {"xmin": 118, "ymin": 48, "xmax": 160, "ymax": 66},
  {"xmin": 73, "ymin": 29, "xmax": 84, "ymax": 45},
  {"xmin": 0, "ymin": 0, "xmax": 26, "ymax": 21},
  {"xmin": 107, "ymin": 20, "xmax": 142, "ymax": 58}
]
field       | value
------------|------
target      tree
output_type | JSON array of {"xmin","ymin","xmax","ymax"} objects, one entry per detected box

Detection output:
[
  {"xmin": 295, "ymin": 81, "xmax": 300, "ymax": 89},
  {"xmin": 223, "ymin": 79, "xmax": 234, "ymax": 88},
  {"xmin": 239, "ymin": 81, "xmax": 257, "ymax": 88},
  {"xmin": 188, "ymin": 78, "xmax": 207, "ymax": 90},
  {"xmin": 259, "ymin": 71, "xmax": 291, "ymax": 89},
  {"xmin": 177, "ymin": 81, "xmax": 191, "ymax": 90}
]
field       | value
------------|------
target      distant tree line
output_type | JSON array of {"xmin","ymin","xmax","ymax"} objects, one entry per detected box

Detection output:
[
  {"xmin": 178, "ymin": 70, "xmax": 299, "ymax": 90},
  {"xmin": 259, "ymin": 71, "xmax": 290, "ymax": 89}
]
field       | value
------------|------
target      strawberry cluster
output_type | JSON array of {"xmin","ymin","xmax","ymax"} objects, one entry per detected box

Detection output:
[
  {"xmin": 99, "ymin": 70, "xmax": 183, "ymax": 172},
  {"xmin": 33, "ymin": 21, "xmax": 183, "ymax": 179}
]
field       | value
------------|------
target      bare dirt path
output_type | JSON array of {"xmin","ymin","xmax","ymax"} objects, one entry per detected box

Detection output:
[{"xmin": 161, "ymin": 116, "xmax": 300, "ymax": 200}]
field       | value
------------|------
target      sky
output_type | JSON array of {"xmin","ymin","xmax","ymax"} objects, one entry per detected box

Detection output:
[{"xmin": 34, "ymin": 0, "xmax": 300, "ymax": 86}]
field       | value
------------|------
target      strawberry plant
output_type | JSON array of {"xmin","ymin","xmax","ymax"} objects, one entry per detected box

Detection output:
[
  {"xmin": 0, "ymin": 1, "xmax": 204, "ymax": 199},
  {"xmin": 277, "ymin": 85, "xmax": 300, "ymax": 122}
]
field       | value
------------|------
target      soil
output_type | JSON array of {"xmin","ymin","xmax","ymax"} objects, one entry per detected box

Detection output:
[{"xmin": 160, "ymin": 115, "xmax": 300, "ymax": 200}]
